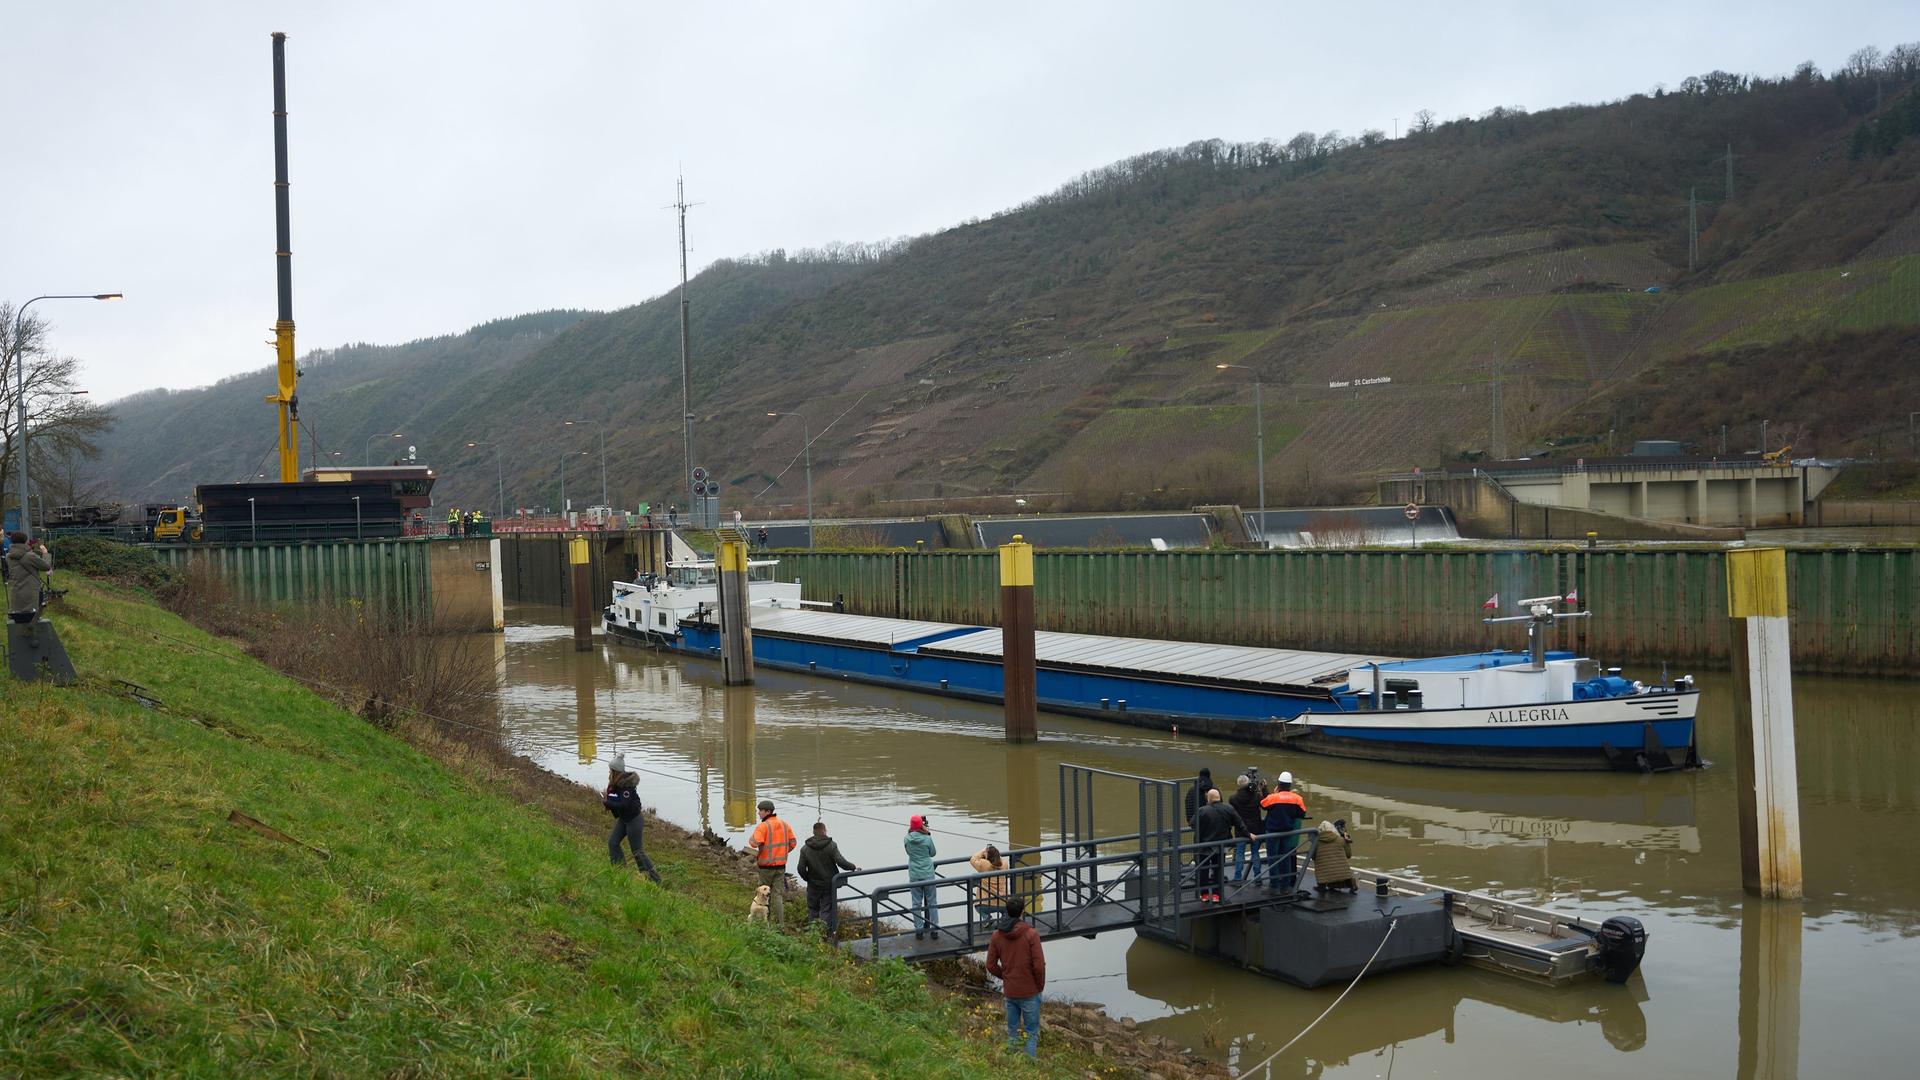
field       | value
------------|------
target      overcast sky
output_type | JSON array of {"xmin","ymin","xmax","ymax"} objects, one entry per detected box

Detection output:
[{"xmin": 3, "ymin": 1, "xmax": 1908, "ymax": 402}]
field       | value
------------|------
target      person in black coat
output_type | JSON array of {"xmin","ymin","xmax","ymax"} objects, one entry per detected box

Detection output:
[
  {"xmin": 1192, "ymin": 788, "xmax": 1241, "ymax": 902},
  {"xmin": 1228, "ymin": 773, "xmax": 1265, "ymax": 882},
  {"xmin": 604, "ymin": 753, "xmax": 662, "ymax": 884},
  {"xmin": 1183, "ymin": 767, "xmax": 1219, "ymax": 826}
]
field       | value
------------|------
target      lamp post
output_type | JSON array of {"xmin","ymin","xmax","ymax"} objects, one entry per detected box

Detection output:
[
  {"xmin": 248, "ymin": 496, "xmax": 257, "ymax": 542},
  {"xmin": 560, "ymin": 450, "xmax": 588, "ymax": 514},
  {"xmin": 9, "ymin": 293, "xmax": 121, "ymax": 541},
  {"xmin": 1215, "ymin": 363, "xmax": 1266, "ymax": 548},
  {"xmin": 352, "ymin": 495, "xmax": 362, "ymax": 541},
  {"xmin": 365, "ymin": 432, "xmax": 403, "ymax": 463},
  {"xmin": 767, "ymin": 411, "xmax": 815, "ymax": 548},
  {"xmin": 466, "ymin": 440, "xmax": 506, "ymax": 518},
  {"xmin": 564, "ymin": 419, "xmax": 607, "ymax": 505}
]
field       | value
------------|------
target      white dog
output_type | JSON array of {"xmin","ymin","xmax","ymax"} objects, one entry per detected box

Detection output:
[{"xmin": 747, "ymin": 884, "xmax": 772, "ymax": 923}]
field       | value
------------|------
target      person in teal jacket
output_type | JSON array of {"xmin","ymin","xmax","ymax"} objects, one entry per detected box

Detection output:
[{"xmin": 904, "ymin": 814, "xmax": 939, "ymax": 939}]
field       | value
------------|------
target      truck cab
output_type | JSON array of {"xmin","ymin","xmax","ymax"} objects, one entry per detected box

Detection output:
[{"xmin": 151, "ymin": 507, "xmax": 202, "ymax": 543}]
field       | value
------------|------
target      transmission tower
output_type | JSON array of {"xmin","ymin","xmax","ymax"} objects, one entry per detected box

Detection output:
[
  {"xmin": 1687, "ymin": 187, "xmax": 1699, "ymax": 271},
  {"xmin": 666, "ymin": 175, "xmax": 702, "ymax": 520}
]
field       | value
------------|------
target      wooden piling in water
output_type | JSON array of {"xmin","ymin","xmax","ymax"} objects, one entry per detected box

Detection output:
[
  {"xmin": 1727, "ymin": 547, "xmax": 1802, "ymax": 899},
  {"xmin": 718, "ymin": 538, "xmax": 754, "ymax": 686},
  {"xmin": 1000, "ymin": 536, "xmax": 1037, "ymax": 743},
  {"xmin": 569, "ymin": 536, "xmax": 593, "ymax": 652}
]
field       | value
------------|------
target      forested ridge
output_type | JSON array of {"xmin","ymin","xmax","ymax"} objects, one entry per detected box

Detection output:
[{"xmin": 90, "ymin": 43, "xmax": 1920, "ymax": 512}]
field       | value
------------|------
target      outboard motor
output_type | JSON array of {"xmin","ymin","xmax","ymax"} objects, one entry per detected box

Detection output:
[{"xmin": 1596, "ymin": 915, "xmax": 1648, "ymax": 984}]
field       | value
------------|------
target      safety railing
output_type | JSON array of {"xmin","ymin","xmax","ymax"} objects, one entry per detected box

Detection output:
[{"xmin": 831, "ymin": 825, "xmax": 1320, "ymax": 956}]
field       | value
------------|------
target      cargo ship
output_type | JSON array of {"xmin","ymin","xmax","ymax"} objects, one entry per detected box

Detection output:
[{"xmin": 603, "ymin": 560, "xmax": 1698, "ymax": 771}]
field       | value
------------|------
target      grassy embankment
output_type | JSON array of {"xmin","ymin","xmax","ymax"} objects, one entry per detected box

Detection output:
[{"xmin": 0, "ymin": 577, "xmax": 1123, "ymax": 1077}]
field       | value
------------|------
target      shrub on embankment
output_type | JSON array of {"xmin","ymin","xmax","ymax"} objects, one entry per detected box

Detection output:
[
  {"xmin": 44, "ymin": 536, "xmax": 179, "ymax": 593},
  {"xmin": 0, "ymin": 578, "xmax": 1070, "ymax": 1077}
]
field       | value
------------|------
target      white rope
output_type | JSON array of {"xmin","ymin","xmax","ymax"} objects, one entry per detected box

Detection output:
[{"xmin": 1241, "ymin": 917, "xmax": 1399, "ymax": 1076}]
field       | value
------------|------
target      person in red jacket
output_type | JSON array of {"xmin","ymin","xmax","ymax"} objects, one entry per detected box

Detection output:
[{"xmin": 986, "ymin": 896, "xmax": 1047, "ymax": 1058}]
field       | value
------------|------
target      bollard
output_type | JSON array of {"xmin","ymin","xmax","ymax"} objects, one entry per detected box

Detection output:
[
  {"xmin": 1000, "ymin": 534, "xmax": 1037, "ymax": 743},
  {"xmin": 717, "ymin": 538, "xmax": 755, "ymax": 685},
  {"xmin": 1727, "ymin": 547, "xmax": 1802, "ymax": 899},
  {"xmin": 569, "ymin": 536, "xmax": 593, "ymax": 652}
]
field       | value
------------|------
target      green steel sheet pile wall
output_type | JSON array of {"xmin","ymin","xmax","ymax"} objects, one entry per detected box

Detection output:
[
  {"xmin": 771, "ymin": 548, "xmax": 1916, "ymax": 675},
  {"xmin": 152, "ymin": 539, "xmax": 429, "ymax": 617}
]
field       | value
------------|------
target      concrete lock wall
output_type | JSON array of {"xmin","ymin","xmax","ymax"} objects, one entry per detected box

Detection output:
[
  {"xmin": 152, "ymin": 538, "xmax": 503, "ymax": 631},
  {"xmin": 1416, "ymin": 474, "xmax": 1744, "ymax": 542},
  {"xmin": 768, "ymin": 548, "xmax": 1919, "ymax": 675}
]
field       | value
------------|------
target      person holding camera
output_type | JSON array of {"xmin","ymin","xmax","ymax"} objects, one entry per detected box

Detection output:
[{"xmin": 7, "ymin": 533, "xmax": 52, "ymax": 624}]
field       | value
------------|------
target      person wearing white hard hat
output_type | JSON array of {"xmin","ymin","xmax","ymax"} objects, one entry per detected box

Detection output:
[{"xmin": 1258, "ymin": 770, "xmax": 1309, "ymax": 891}]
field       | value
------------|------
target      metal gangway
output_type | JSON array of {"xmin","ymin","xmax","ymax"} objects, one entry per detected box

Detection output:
[{"xmin": 833, "ymin": 764, "xmax": 1318, "ymax": 962}]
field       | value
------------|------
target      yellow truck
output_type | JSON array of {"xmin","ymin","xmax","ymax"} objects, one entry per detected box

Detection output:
[{"xmin": 150, "ymin": 507, "xmax": 203, "ymax": 543}]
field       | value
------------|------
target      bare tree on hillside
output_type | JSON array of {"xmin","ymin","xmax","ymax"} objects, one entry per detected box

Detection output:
[
  {"xmin": 0, "ymin": 301, "xmax": 114, "ymax": 514},
  {"xmin": 1412, "ymin": 109, "xmax": 1437, "ymax": 134}
]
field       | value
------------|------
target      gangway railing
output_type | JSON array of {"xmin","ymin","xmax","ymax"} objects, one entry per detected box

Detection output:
[{"xmin": 831, "ymin": 825, "xmax": 1319, "ymax": 961}]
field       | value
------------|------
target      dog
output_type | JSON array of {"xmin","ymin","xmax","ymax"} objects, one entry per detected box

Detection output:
[{"xmin": 747, "ymin": 884, "xmax": 772, "ymax": 923}]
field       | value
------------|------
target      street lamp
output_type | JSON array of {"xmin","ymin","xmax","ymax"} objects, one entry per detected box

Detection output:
[
  {"xmin": 365, "ymin": 432, "xmax": 403, "ymax": 463},
  {"xmin": 9, "ymin": 293, "xmax": 120, "ymax": 541},
  {"xmin": 248, "ymin": 496, "xmax": 257, "ymax": 542},
  {"xmin": 465, "ymin": 440, "xmax": 506, "ymax": 518},
  {"xmin": 1215, "ymin": 364, "xmax": 1267, "ymax": 548},
  {"xmin": 563, "ymin": 419, "xmax": 607, "ymax": 505},
  {"xmin": 352, "ymin": 495, "xmax": 362, "ymax": 541},
  {"xmin": 767, "ymin": 411, "xmax": 815, "ymax": 548},
  {"xmin": 560, "ymin": 450, "xmax": 588, "ymax": 514}
]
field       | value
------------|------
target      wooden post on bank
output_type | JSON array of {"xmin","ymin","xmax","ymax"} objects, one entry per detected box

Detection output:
[
  {"xmin": 717, "ymin": 537, "xmax": 755, "ymax": 686},
  {"xmin": 569, "ymin": 536, "xmax": 593, "ymax": 652},
  {"xmin": 1000, "ymin": 535, "xmax": 1037, "ymax": 743},
  {"xmin": 1727, "ymin": 547, "xmax": 1802, "ymax": 899}
]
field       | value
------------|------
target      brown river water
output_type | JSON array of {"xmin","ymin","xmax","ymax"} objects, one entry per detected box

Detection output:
[{"xmin": 489, "ymin": 603, "xmax": 1917, "ymax": 1078}]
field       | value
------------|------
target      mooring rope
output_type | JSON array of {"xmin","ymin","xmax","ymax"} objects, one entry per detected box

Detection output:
[{"xmin": 1241, "ymin": 916, "xmax": 1399, "ymax": 1076}]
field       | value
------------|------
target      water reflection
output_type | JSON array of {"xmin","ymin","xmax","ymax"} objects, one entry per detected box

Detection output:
[
  {"xmin": 1737, "ymin": 899, "xmax": 1801, "ymax": 1079},
  {"xmin": 723, "ymin": 685, "xmax": 757, "ymax": 829},
  {"xmin": 493, "ymin": 605, "xmax": 1919, "ymax": 1078}
]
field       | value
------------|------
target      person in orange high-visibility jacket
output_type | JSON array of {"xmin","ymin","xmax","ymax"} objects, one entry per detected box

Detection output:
[
  {"xmin": 1259, "ymin": 771, "xmax": 1309, "ymax": 891},
  {"xmin": 750, "ymin": 799, "xmax": 798, "ymax": 924}
]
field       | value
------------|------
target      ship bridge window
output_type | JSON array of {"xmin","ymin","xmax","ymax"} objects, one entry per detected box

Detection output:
[
  {"xmin": 658, "ymin": 612, "xmax": 670, "ymax": 628},
  {"xmin": 670, "ymin": 566, "xmax": 718, "ymax": 587}
]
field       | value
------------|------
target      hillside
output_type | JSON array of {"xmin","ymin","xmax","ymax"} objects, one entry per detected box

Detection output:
[
  {"xmin": 91, "ymin": 46, "xmax": 1920, "ymax": 512},
  {"xmin": 0, "ymin": 577, "xmax": 1128, "ymax": 1077}
]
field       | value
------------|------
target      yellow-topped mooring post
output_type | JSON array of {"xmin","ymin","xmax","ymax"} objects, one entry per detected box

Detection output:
[
  {"xmin": 1726, "ymin": 547, "xmax": 1802, "ymax": 898},
  {"xmin": 717, "ymin": 538, "xmax": 755, "ymax": 686},
  {"xmin": 1000, "ymin": 535, "xmax": 1037, "ymax": 743},
  {"xmin": 569, "ymin": 536, "xmax": 593, "ymax": 652}
]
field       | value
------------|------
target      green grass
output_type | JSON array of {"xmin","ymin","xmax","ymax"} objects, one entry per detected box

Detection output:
[{"xmin": 0, "ymin": 580, "xmax": 1074, "ymax": 1078}]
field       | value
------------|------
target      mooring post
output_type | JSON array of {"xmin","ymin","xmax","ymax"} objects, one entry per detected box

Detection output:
[
  {"xmin": 569, "ymin": 535, "xmax": 592, "ymax": 652},
  {"xmin": 717, "ymin": 537, "xmax": 755, "ymax": 686},
  {"xmin": 1000, "ymin": 534, "xmax": 1037, "ymax": 743},
  {"xmin": 1727, "ymin": 547, "xmax": 1802, "ymax": 899}
]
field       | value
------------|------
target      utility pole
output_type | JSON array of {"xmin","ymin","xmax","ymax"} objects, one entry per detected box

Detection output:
[
  {"xmin": 667, "ymin": 175, "xmax": 701, "ymax": 526},
  {"xmin": 1491, "ymin": 357, "xmax": 1505, "ymax": 460},
  {"xmin": 1688, "ymin": 187, "xmax": 1699, "ymax": 272}
]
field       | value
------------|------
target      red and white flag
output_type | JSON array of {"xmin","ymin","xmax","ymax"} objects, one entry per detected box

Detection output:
[
  {"xmin": 1481, "ymin": 593, "xmax": 1499, "ymax": 610},
  {"xmin": 1563, "ymin": 589, "xmax": 1579, "ymax": 604}
]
